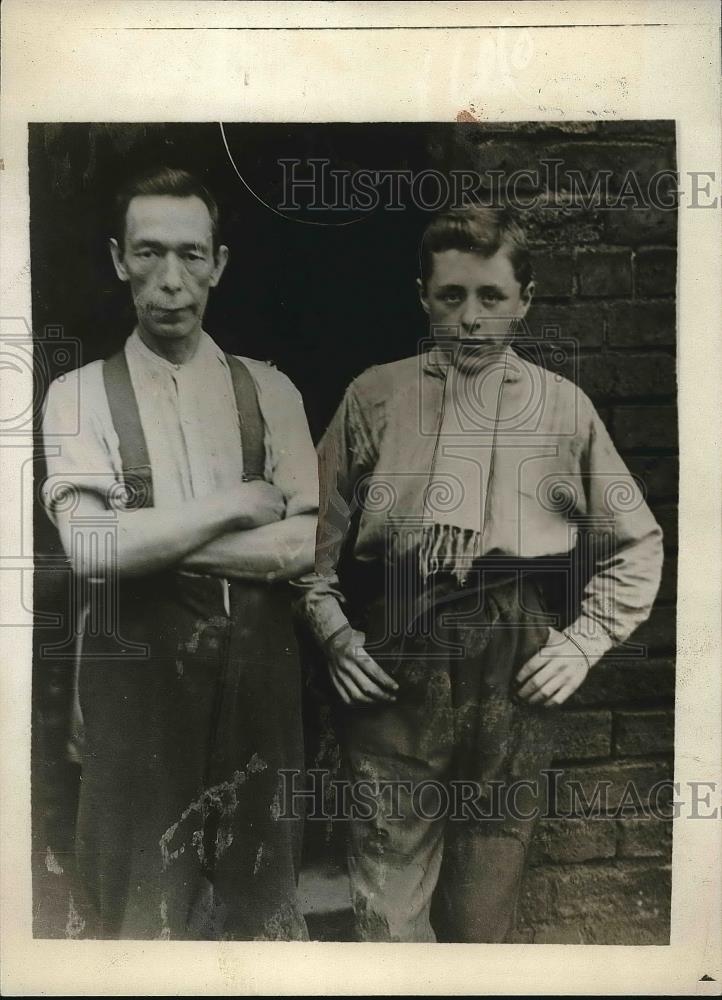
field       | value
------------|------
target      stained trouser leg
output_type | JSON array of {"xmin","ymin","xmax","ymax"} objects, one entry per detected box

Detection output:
[
  {"xmin": 432, "ymin": 574, "xmax": 559, "ymax": 943},
  {"xmin": 340, "ymin": 612, "xmax": 455, "ymax": 942},
  {"xmin": 345, "ymin": 749, "xmax": 447, "ymax": 942},
  {"xmin": 76, "ymin": 576, "xmax": 231, "ymax": 939}
]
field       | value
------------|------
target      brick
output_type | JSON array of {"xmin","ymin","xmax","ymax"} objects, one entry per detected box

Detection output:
[
  {"xmin": 568, "ymin": 657, "xmax": 676, "ymax": 708},
  {"xmin": 577, "ymin": 249, "xmax": 632, "ymax": 297},
  {"xmin": 432, "ymin": 132, "xmax": 671, "ymax": 248},
  {"xmin": 606, "ymin": 301, "xmax": 676, "ymax": 347},
  {"xmin": 612, "ymin": 405, "xmax": 677, "ymax": 451},
  {"xmin": 589, "ymin": 121, "xmax": 675, "ymax": 139},
  {"xmin": 525, "ymin": 207, "xmax": 604, "ymax": 248},
  {"xmin": 615, "ymin": 710, "xmax": 675, "ymax": 756},
  {"xmin": 578, "ymin": 354, "xmax": 676, "ymax": 400},
  {"xmin": 507, "ymin": 926, "xmax": 534, "ymax": 943},
  {"xmin": 517, "ymin": 867, "xmax": 554, "ymax": 925},
  {"xmin": 654, "ymin": 506, "xmax": 678, "ymax": 550},
  {"xmin": 626, "ymin": 605, "xmax": 676, "ymax": 653},
  {"xmin": 539, "ymin": 917, "xmax": 670, "ymax": 945},
  {"xmin": 528, "ymin": 817, "xmax": 617, "ymax": 864},
  {"xmin": 459, "ymin": 139, "xmax": 538, "ymax": 177},
  {"xmin": 461, "ymin": 121, "xmax": 674, "ymax": 140},
  {"xmin": 528, "ymin": 301, "xmax": 605, "ymax": 348},
  {"xmin": 626, "ymin": 454, "xmax": 678, "ymax": 500},
  {"xmin": 532, "ymin": 920, "xmax": 668, "ymax": 945},
  {"xmin": 553, "ymin": 759, "xmax": 672, "ymax": 815},
  {"xmin": 546, "ymin": 142, "xmax": 675, "ymax": 199},
  {"xmin": 517, "ymin": 861, "xmax": 671, "ymax": 943},
  {"xmin": 530, "ymin": 251, "xmax": 574, "ymax": 297},
  {"xmin": 617, "ymin": 817, "xmax": 673, "ymax": 858},
  {"xmin": 635, "ymin": 248, "xmax": 677, "ymax": 297},
  {"xmin": 603, "ymin": 206, "xmax": 677, "ymax": 246},
  {"xmin": 551, "ymin": 861, "xmax": 671, "ymax": 923},
  {"xmin": 554, "ymin": 710, "xmax": 612, "ymax": 760}
]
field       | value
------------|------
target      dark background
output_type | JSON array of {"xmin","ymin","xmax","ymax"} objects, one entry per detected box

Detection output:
[{"xmin": 31, "ymin": 122, "xmax": 678, "ymax": 943}]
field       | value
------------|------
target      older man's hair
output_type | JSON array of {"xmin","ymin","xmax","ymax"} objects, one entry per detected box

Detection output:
[
  {"xmin": 420, "ymin": 204, "xmax": 533, "ymax": 290},
  {"xmin": 114, "ymin": 166, "xmax": 221, "ymax": 253}
]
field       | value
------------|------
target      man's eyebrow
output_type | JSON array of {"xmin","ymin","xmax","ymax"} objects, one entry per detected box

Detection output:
[{"xmin": 128, "ymin": 238, "xmax": 210, "ymax": 251}]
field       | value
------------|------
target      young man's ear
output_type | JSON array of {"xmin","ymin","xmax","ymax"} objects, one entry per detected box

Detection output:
[
  {"xmin": 416, "ymin": 277, "xmax": 430, "ymax": 315},
  {"xmin": 209, "ymin": 245, "xmax": 230, "ymax": 288},
  {"xmin": 109, "ymin": 238, "xmax": 129, "ymax": 282},
  {"xmin": 518, "ymin": 280, "xmax": 535, "ymax": 318}
]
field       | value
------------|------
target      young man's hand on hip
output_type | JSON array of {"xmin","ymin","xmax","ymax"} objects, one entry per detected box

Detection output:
[{"xmin": 515, "ymin": 627, "xmax": 590, "ymax": 707}]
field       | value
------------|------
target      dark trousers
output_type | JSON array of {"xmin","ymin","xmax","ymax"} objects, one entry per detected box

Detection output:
[
  {"xmin": 75, "ymin": 573, "xmax": 308, "ymax": 940},
  {"xmin": 340, "ymin": 570, "xmax": 559, "ymax": 942}
]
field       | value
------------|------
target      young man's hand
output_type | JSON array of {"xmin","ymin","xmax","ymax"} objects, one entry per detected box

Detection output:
[
  {"xmin": 325, "ymin": 626, "xmax": 399, "ymax": 705},
  {"xmin": 515, "ymin": 627, "xmax": 590, "ymax": 707}
]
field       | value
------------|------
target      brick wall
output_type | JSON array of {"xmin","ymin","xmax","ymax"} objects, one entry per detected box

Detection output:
[{"xmin": 488, "ymin": 121, "xmax": 678, "ymax": 944}]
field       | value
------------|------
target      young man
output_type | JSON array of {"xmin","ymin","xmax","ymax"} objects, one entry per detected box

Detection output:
[
  {"xmin": 41, "ymin": 167, "xmax": 318, "ymax": 939},
  {"xmin": 300, "ymin": 205, "xmax": 664, "ymax": 942}
]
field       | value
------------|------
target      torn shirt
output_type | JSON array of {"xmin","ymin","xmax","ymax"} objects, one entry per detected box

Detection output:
[{"xmin": 296, "ymin": 345, "xmax": 664, "ymax": 667}]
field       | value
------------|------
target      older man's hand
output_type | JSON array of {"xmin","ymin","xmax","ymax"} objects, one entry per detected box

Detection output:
[{"xmin": 231, "ymin": 480, "xmax": 286, "ymax": 530}]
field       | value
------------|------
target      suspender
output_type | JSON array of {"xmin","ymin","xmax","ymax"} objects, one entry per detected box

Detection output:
[
  {"xmin": 103, "ymin": 351, "xmax": 154, "ymax": 509},
  {"xmin": 102, "ymin": 347, "xmax": 267, "ymax": 508},
  {"xmin": 225, "ymin": 354, "xmax": 265, "ymax": 482}
]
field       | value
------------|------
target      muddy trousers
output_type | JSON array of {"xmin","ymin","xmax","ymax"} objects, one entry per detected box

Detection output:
[
  {"xmin": 340, "ymin": 573, "xmax": 560, "ymax": 943},
  {"xmin": 75, "ymin": 572, "xmax": 308, "ymax": 940}
]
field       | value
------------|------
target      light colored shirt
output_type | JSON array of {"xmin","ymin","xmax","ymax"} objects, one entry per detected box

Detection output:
[
  {"xmin": 424, "ymin": 360, "xmax": 508, "ymax": 535},
  {"xmin": 299, "ymin": 345, "xmax": 664, "ymax": 667},
  {"xmin": 42, "ymin": 329, "xmax": 318, "ymax": 523}
]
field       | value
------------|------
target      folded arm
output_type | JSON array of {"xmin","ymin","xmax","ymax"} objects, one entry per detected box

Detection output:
[
  {"xmin": 181, "ymin": 512, "xmax": 317, "ymax": 582},
  {"xmin": 51, "ymin": 481, "xmax": 284, "ymax": 578}
]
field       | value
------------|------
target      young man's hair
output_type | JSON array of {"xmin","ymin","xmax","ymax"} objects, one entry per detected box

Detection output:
[
  {"xmin": 114, "ymin": 165, "xmax": 221, "ymax": 254},
  {"xmin": 420, "ymin": 204, "xmax": 533, "ymax": 290}
]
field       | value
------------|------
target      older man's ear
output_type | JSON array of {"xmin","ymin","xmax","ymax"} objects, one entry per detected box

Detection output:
[
  {"xmin": 109, "ymin": 237, "xmax": 129, "ymax": 282},
  {"xmin": 209, "ymin": 244, "xmax": 230, "ymax": 288}
]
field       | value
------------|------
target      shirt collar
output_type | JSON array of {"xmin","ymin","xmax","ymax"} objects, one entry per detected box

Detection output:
[
  {"xmin": 422, "ymin": 342, "xmax": 523, "ymax": 383},
  {"xmin": 126, "ymin": 328, "xmax": 220, "ymax": 373}
]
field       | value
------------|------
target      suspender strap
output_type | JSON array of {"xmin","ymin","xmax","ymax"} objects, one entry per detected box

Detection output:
[
  {"xmin": 102, "ymin": 347, "xmax": 267, "ymax": 508},
  {"xmin": 225, "ymin": 353, "xmax": 266, "ymax": 482},
  {"xmin": 103, "ymin": 350, "xmax": 154, "ymax": 509}
]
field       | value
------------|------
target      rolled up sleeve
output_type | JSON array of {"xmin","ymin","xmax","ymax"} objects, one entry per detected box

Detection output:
[
  {"xmin": 255, "ymin": 367, "xmax": 319, "ymax": 519},
  {"xmin": 41, "ymin": 366, "xmax": 119, "ymax": 525}
]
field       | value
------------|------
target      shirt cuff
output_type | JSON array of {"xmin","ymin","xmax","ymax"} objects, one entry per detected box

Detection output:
[
  {"xmin": 297, "ymin": 590, "xmax": 351, "ymax": 645},
  {"xmin": 563, "ymin": 616, "xmax": 615, "ymax": 669}
]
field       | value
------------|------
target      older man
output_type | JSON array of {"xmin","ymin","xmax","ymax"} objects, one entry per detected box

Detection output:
[{"xmin": 42, "ymin": 167, "xmax": 317, "ymax": 940}]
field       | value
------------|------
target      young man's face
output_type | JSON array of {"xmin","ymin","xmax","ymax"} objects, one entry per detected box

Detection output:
[
  {"xmin": 418, "ymin": 247, "xmax": 533, "ymax": 373},
  {"xmin": 110, "ymin": 194, "xmax": 228, "ymax": 343}
]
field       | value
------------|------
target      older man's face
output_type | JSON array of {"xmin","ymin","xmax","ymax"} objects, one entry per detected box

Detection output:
[{"xmin": 111, "ymin": 194, "xmax": 228, "ymax": 342}]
